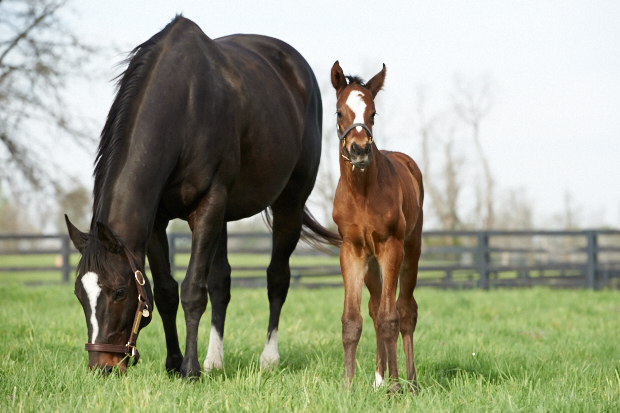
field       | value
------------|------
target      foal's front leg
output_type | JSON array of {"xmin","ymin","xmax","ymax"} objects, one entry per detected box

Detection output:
[
  {"xmin": 376, "ymin": 237, "xmax": 404, "ymax": 392},
  {"xmin": 340, "ymin": 241, "xmax": 367, "ymax": 387}
]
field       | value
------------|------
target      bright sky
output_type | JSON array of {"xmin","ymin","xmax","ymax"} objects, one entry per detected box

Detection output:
[{"xmin": 65, "ymin": 0, "xmax": 620, "ymax": 228}]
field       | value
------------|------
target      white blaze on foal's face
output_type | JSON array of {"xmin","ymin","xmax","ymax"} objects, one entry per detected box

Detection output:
[
  {"xmin": 345, "ymin": 90, "xmax": 368, "ymax": 133},
  {"xmin": 81, "ymin": 271, "xmax": 101, "ymax": 343}
]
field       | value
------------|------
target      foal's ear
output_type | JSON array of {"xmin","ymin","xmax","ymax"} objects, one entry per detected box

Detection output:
[
  {"xmin": 65, "ymin": 215, "xmax": 88, "ymax": 253},
  {"xmin": 331, "ymin": 61, "xmax": 347, "ymax": 93},
  {"xmin": 365, "ymin": 64, "xmax": 386, "ymax": 98},
  {"xmin": 96, "ymin": 221, "xmax": 122, "ymax": 253}
]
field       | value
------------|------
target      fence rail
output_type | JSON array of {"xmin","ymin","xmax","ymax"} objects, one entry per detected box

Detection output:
[{"xmin": 1, "ymin": 230, "xmax": 619, "ymax": 289}]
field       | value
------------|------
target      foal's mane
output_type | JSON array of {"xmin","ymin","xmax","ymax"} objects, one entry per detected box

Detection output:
[
  {"xmin": 91, "ymin": 15, "xmax": 185, "ymax": 222},
  {"xmin": 345, "ymin": 75, "xmax": 366, "ymax": 87}
]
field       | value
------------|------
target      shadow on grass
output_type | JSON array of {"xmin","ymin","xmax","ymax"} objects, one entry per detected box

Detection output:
[{"xmin": 421, "ymin": 359, "xmax": 506, "ymax": 389}]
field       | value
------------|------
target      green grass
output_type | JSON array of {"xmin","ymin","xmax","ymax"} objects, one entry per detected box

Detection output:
[{"xmin": 1, "ymin": 283, "xmax": 619, "ymax": 412}]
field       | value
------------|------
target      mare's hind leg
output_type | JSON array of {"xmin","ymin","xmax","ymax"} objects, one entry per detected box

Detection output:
[
  {"xmin": 204, "ymin": 223, "xmax": 231, "ymax": 372},
  {"xmin": 180, "ymin": 184, "xmax": 228, "ymax": 378},
  {"xmin": 364, "ymin": 258, "xmax": 387, "ymax": 387},
  {"xmin": 147, "ymin": 217, "xmax": 183, "ymax": 373},
  {"xmin": 260, "ymin": 202, "xmax": 303, "ymax": 368},
  {"xmin": 396, "ymin": 228, "xmax": 422, "ymax": 393}
]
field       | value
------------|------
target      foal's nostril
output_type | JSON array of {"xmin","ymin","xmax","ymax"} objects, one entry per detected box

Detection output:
[
  {"xmin": 350, "ymin": 143, "xmax": 363, "ymax": 156},
  {"xmin": 364, "ymin": 144, "xmax": 371, "ymax": 155}
]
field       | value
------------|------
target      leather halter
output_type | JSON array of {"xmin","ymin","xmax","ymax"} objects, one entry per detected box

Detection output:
[
  {"xmin": 84, "ymin": 248, "xmax": 151, "ymax": 365},
  {"xmin": 337, "ymin": 122, "xmax": 373, "ymax": 143}
]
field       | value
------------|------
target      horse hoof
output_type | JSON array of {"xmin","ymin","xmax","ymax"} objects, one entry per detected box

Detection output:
[
  {"xmin": 166, "ymin": 353, "xmax": 183, "ymax": 375},
  {"xmin": 259, "ymin": 353, "xmax": 279, "ymax": 369},
  {"xmin": 180, "ymin": 358, "xmax": 201, "ymax": 379},
  {"xmin": 388, "ymin": 383, "xmax": 402, "ymax": 394}
]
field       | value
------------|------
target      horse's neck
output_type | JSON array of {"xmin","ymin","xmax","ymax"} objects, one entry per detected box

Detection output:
[
  {"xmin": 339, "ymin": 148, "xmax": 385, "ymax": 197},
  {"xmin": 93, "ymin": 163, "xmax": 164, "ymax": 252}
]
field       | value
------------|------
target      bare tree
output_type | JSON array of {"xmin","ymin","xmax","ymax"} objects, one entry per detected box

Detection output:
[
  {"xmin": 453, "ymin": 75, "xmax": 495, "ymax": 229},
  {"xmin": 415, "ymin": 87, "xmax": 464, "ymax": 230},
  {"xmin": 0, "ymin": 0, "xmax": 96, "ymax": 196}
]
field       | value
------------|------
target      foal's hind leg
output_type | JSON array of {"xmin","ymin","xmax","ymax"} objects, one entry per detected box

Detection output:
[
  {"xmin": 204, "ymin": 223, "xmax": 231, "ymax": 372},
  {"xmin": 364, "ymin": 258, "xmax": 386, "ymax": 387},
  {"xmin": 396, "ymin": 230, "xmax": 422, "ymax": 393},
  {"xmin": 147, "ymin": 217, "xmax": 183, "ymax": 373},
  {"xmin": 261, "ymin": 203, "xmax": 303, "ymax": 367}
]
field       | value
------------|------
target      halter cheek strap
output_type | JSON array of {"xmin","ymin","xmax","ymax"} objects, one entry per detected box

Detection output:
[{"xmin": 84, "ymin": 249, "xmax": 151, "ymax": 366}]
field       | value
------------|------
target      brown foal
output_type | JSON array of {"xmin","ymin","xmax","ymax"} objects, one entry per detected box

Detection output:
[{"xmin": 331, "ymin": 61, "xmax": 424, "ymax": 392}]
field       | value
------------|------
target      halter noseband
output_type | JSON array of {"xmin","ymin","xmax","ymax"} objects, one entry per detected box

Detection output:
[
  {"xmin": 337, "ymin": 122, "xmax": 373, "ymax": 143},
  {"xmin": 84, "ymin": 248, "xmax": 151, "ymax": 366}
]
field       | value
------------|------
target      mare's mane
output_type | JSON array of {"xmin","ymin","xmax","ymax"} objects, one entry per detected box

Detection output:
[{"xmin": 91, "ymin": 15, "xmax": 185, "ymax": 223}]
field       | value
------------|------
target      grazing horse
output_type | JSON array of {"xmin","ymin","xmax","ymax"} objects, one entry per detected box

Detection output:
[
  {"xmin": 65, "ymin": 16, "xmax": 339, "ymax": 377},
  {"xmin": 330, "ymin": 62, "xmax": 424, "ymax": 392}
]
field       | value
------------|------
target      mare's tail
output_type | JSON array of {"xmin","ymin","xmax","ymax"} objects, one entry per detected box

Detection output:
[{"xmin": 262, "ymin": 206, "xmax": 342, "ymax": 253}]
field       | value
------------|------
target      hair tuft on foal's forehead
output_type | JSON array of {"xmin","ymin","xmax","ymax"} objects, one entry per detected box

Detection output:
[{"xmin": 345, "ymin": 75, "xmax": 366, "ymax": 87}]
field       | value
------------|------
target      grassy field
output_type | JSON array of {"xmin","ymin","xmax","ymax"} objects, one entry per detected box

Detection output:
[{"xmin": 1, "ymin": 283, "xmax": 619, "ymax": 412}]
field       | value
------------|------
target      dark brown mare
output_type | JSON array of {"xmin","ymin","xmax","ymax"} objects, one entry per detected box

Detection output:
[
  {"xmin": 330, "ymin": 62, "xmax": 424, "ymax": 392},
  {"xmin": 65, "ymin": 16, "xmax": 339, "ymax": 377}
]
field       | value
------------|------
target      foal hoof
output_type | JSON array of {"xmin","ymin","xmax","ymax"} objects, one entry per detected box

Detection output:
[
  {"xmin": 179, "ymin": 358, "xmax": 201, "ymax": 379},
  {"xmin": 388, "ymin": 382, "xmax": 402, "ymax": 394}
]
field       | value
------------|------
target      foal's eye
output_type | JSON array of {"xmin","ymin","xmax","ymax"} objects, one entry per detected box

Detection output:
[
  {"xmin": 113, "ymin": 288, "xmax": 127, "ymax": 301},
  {"xmin": 370, "ymin": 112, "xmax": 376, "ymax": 122},
  {"xmin": 336, "ymin": 111, "xmax": 343, "ymax": 119}
]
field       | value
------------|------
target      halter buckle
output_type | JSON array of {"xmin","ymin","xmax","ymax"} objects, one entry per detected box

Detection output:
[{"xmin": 134, "ymin": 270, "xmax": 145, "ymax": 285}]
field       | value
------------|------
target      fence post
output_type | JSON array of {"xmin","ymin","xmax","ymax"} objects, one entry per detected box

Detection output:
[
  {"xmin": 61, "ymin": 235, "xmax": 71, "ymax": 283},
  {"xmin": 586, "ymin": 231, "xmax": 598, "ymax": 289},
  {"xmin": 477, "ymin": 232, "xmax": 490, "ymax": 289},
  {"xmin": 168, "ymin": 233, "xmax": 176, "ymax": 279}
]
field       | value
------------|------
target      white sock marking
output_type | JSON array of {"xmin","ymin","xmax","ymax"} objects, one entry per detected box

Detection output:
[
  {"xmin": 260, "ymin": 329, "xmax": 279, "ymax": 368},
  {"xmin": 204, "ymin": 325, "xmax": 224, "ymax": 371},
  {"xmin": 374, "ymin": 371, "xmax": 385, "ymax": 388},
  {"xmin": 81, "ymin": 272, "xmax": 101, "ymax": 343},
  {"xmin": 345, "ymin": 91, "xmax": 367, "ymax": 132}
]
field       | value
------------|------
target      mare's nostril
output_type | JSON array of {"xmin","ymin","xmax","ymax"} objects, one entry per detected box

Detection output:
[
  {"xmin": 350, "ymin": 143, "xmax": 362, "ymax": 156},
  {"xmin": 364, "ymin": 144, "xmax": 371, "ymax": 155}
]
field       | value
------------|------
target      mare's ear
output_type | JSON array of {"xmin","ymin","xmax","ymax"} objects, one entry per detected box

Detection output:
[
  {"xmin": 331, "ymin": 61, "xmax": 347, "ymax": 93},
  {"xmin": 96, "ymin": 221, "xmax": 122, "ymax": 253},
  {"xmin": 365, "ymin": 64, "xmax": 386, "ymax": 98},
  {"xmin": 65, "ymin": 215, "xmax": 88, "ymax": 253}
]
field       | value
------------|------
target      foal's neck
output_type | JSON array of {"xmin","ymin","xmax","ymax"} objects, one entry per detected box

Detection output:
[{"xmin": 339, "ymin": 145, "xmax": 383, "ymax": 196}]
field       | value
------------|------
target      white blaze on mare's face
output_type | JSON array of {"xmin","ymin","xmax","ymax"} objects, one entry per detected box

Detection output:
[
  {"xmin": 345, "ymin": 90, "xmax": 368, "ymax": 132},
  {"xmin": 260, "ymin": 329, "xmax": 279, "ymax": 368},
  {"xmin": 81, "ymin": 271, "xmax": 101, "ymax": 343},
  {"xmin": 204, "ymin": 325, "xmax": 224, "ymax": 372}
]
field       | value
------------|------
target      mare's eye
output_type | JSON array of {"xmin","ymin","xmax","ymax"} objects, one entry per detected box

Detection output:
[
  {"xmin": 370, "ymin": 112, "xmax": 376, "ymax": 123},
  {"xmin": 336, "ymin": 111, "xmax": 343, "ymax": 119},
  {"xmin": 114, "ymin": 288, "xmax": 127, "ymax": 301}
]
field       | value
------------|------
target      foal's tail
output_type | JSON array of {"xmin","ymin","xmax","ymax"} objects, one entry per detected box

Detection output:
[{"xmin": 262, "ymin": 206, "xmax": 342, "ymax": 252}]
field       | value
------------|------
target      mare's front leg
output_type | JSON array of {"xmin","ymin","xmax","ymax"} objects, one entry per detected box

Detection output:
[
  {"xmin": 340, "ymin": 240, "xmax": 367, "ymax": 388},
  {"xmin": 147, "ymin": 217, "xmax": 183, "ymax": 373},
  {"xmin": 180, "ymin": 185, "xmax": 228, "ymax": 378},
  {"xmin": 376, "ymin": 237, "xmax": 404, "ymax": 392},
  {"xmin": 204, "ymin": 224, "xmax": 231, "ymax": 372},
  {"xmin": 261, "ymin": 203, "xmax": 303, "ymax": 368}
]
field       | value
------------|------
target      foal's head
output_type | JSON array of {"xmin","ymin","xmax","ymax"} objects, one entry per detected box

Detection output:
[
  {"xmin": 331, "ymin": 61, "xmax": 386, "ymax": 171},
  {"xmin": 66, "ymin": 216, "xmax": 153, "ymax": 374}
]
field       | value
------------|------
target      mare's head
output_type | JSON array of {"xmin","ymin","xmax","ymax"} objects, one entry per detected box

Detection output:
[
  {"xmin": 65, "ymin": 216, "xmax": 153, "ymax": 374},
  {"xmin": 331, "ymin": 61, "xmax": 386, "ymax": 170}
]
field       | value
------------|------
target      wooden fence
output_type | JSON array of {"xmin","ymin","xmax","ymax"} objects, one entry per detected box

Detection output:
[{"xmin": 1, "ymin": 230, "xmax": 619, "ymax": 289}]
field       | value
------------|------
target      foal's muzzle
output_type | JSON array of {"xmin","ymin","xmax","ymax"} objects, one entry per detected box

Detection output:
[{"xmin": 349, "ymin": 142, "xmax": 372, "ymax": 169}]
